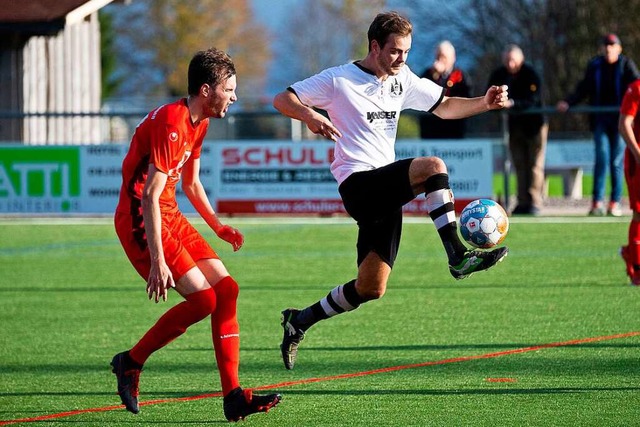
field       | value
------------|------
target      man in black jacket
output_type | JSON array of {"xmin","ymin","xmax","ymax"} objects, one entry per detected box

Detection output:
[
  {"xmin": 489, "ymin": 44, "xmax": 547, "ymax": 215},
  {"xmin": 420, "ymin": 41, "xmax": 471, "ymax": 139},
  {"xmin": 557, "ymin": 34, "xmax": 640, "ymax": 216}
]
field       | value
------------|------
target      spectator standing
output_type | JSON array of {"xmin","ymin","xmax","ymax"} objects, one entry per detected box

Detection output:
[
  {"xmin": 419, "ymin": 40, "xmax": 471, "ymax": 139},
  {"xmin": 488, "ymin": 44, "xmax": 548, "ymax": 215},
  {"xmin": 557, "ymin": 34, "xmax": 640, "ymax": 216}
]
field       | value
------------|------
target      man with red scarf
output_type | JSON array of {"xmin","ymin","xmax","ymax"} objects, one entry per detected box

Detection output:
[{"xmin": 420, "ymin": 40, "xmax": 471, "ymax": 139}]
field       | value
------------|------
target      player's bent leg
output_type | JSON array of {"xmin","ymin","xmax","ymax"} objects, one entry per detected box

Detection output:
[
  {"xmin": 354, "ymin": 251, "xmax": 391, "ymax": 300},
  {"xmin": 281, "ymin": 253, "xmax": 388, "ymax": 370},
  {"xmin": 280, "ymin": 277, "xmax": 367, "ymax": 370},
  {"xmin": 129, "ymin": 271, "xmax": 215, "ymax": 364},
  {"xmin": 113, "ymin": 269, "xmax": 216, "ymax": 414},
  {"xmin": 408, "ymin": 156, "xmax": 447, "ymax": 195}
]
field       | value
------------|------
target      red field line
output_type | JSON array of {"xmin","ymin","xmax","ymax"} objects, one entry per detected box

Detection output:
[{"xmin": 1, "ymin": 330, "xmax": 638, "ymax": 426}]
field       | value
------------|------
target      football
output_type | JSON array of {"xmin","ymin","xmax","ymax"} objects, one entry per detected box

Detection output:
[{"xmin": 459, "ymin": 199, "xmax": 509, "ymax": 249}]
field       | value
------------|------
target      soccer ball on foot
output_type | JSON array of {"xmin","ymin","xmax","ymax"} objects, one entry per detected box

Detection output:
[{"xmin": 459, "ymin": 199, "xmax": 509, "ymax": 249}]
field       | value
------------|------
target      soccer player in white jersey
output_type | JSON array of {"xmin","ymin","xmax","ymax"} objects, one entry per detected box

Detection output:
[{"xmin": 273, "ymin": 11, "xmax": 510, "ymax": 370}]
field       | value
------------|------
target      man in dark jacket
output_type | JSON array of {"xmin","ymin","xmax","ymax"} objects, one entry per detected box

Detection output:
[
  {"xmin": 489, "ymin": 44, "xmax": 547, "ymax": 215},
  {"xmin": 420, "ymin": 41, "xmax": 471, "ymax": 139},
  {"xmin": 557, "ymin": 34, "xmax": 640, "ymax": 216}
]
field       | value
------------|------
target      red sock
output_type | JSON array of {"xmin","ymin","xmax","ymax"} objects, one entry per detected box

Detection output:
[
  {"xmin": 129, "ymin": 287, "xmax": 216, "ymax": 365},
  {"xmin": 211, "ymin": 276, "xmax": 241, "ymax": 395},
  {"xmin": 629, "ymin": 219, "xmax": 640, "ymax": 269}
]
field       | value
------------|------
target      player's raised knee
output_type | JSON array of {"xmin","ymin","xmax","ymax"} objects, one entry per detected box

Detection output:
[{"xmin": 411, "ymin": 156, "xmax": 447, "ymax": 180}]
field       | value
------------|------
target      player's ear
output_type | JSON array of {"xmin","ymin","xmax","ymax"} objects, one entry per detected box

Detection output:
[
  {"xmin": 200, "ymin": 83, "xmax": 211, "ymax": 98},
  {"xmin": 370, "ymin": 39, "xmax": 380, "ymax": 55}
]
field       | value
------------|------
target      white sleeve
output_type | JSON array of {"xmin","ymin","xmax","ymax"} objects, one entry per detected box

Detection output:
[
  {"xmin": 403, "ymin": 69, "xmax": 445, "ymax": 113},
  {"xmin": 290, "ymin": 68, "xmax": 336, "ymax": 110}
]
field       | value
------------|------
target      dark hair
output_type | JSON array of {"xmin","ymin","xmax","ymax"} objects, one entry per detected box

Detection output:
[
  {"xmin": 187, "ymin": 48, "xmax": 236, "ymax": 96},
  {"xmin": 367, "ymin": 11, "xmax": 412, "ymax": 51}
]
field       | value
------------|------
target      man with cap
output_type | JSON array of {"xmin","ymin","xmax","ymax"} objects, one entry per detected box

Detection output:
[{"xmin": 557, "ymin": 33, "xmax": 640, "ymax": 216}]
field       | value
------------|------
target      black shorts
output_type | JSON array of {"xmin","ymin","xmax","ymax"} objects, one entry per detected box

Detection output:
[{"xmin": 338, "ymin": 158, "xmax": 415, "ymax": 267}]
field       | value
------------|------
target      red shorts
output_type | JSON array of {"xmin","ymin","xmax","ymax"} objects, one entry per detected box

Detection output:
[
  {"xmin": 114, "ymin": 209, "xmax": 219, "ymax": 282},
  {"xmin": 625, "ymin": 150, "xmax": 640, "ymax": 213}
]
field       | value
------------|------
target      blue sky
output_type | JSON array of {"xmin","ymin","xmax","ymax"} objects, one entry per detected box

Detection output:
[
  {"xmin": 248, "ymin": 0, "xmax": 446, "ymax": 98},
  {"xmin": 250, "ymin": 0, "xmax": 296, "ymax": 29},
  {"xmin": 104, "ymin": 1, "xmax": 459, "ymax": 103}
]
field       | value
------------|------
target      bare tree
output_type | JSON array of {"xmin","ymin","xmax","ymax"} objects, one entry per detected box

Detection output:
[
  {"xmin": 274, "ymin": 0, "xmax": 385, "ymax": 87},
  {"xmin": 404, "ymin": 0, "xmax": 640, "ymax": 134},
  {"xmin": 106, "ymin": 0, "xmax": 270, "ymax": 107}
]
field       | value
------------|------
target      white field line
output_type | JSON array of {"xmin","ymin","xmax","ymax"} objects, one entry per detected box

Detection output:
[{"xmin": 0, "ymin": 215, "xmax": 628, "ymax": 226}]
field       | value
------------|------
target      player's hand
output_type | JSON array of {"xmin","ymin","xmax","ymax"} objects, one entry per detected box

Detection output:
[
  {"xmin": 217, "ymin": 224, "xmax": 244, "ymax": 251},
  {"xmin": 306, "ymin": 114, "xmax": 342, "ymax": 142},
  {"xmin": 146, "ymin": 262, "xmax": 175, "ymax": 303},
  {"xmin": 485, "ymin": 85, "xmax": 509, "ymax": 110}
]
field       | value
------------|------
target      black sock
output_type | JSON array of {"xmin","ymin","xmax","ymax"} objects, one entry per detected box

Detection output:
[
  {"xmin": 294, "ymin": 280, "xmax": 362, "ymax": 330},
  {"xmin": 424, "ymin": 173, "xmax": 468, "ymax": 264}
]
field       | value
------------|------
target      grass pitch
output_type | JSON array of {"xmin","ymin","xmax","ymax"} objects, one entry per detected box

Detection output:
[{"xmin": 1, "ymin": 216, "xmax": 639, "ymax": 426}]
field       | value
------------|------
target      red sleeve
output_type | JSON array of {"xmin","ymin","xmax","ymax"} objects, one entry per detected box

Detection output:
[
  {"xmin": 621, "ymin": 82, "xmax": 640, "ymax": 117},
  {"xmin": 149, "ymin": 123, "xmax": 182, "ymax": 174}
]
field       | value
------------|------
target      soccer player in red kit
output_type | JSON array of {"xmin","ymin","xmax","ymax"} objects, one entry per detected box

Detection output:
[
  {"xmin": 619, "ymin": 79, "xmax": 640, "ymax": 285},
  {"xmin": 111, "ymin": 48, "xmax": 281, "ymax": 421}
]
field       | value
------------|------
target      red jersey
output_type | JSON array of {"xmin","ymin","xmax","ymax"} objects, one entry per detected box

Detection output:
[
  {"xmin": 621, "ymin": 80, "xmax": 640, "ymax": 143},
  {"xmin": 116, "ymin": 99, "xmax": 209, "ymax": 215}
]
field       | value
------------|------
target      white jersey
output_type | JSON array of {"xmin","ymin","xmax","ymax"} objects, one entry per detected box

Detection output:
[{"xmin": 291, "ymin": 62, "xmax": 445, "ymax": 185}]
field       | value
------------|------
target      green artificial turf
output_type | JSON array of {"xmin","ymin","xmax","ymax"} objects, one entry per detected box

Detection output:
[{"xmin": 0, "ymin": 216, "xmax": 639, "ymax": 426}]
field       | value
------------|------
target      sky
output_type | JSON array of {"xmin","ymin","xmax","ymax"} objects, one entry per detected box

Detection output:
[
  {"xmin": 104, "ymin": 0, "xmax": 456, "ymax": 103},
  {"xmin": 247, "ymin": 0, "xmax": 445, "ymax": 99},
  {"xmin": 249, "ymin": 0, "xmax": 297, "ymax": 29}
]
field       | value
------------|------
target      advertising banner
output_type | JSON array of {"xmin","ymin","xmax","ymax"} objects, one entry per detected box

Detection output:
[
  {"xmin": 211, "ymin": 139, "xmax": 494, "ymax": 214},
  {"xmin": 0, "ymin": 139, "xmax": 493, "ymax": 215}
]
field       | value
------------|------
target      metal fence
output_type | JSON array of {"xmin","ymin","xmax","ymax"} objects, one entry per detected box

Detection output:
[{"xmin": 0, "ymin": 105, "xmax": 621, "ymax": 145}]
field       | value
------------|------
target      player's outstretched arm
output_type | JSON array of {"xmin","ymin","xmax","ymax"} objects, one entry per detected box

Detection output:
[
  {"xmin": 273, "ymin": 90, "xmax": 342, "ymax": 142},
  {"xmin": 433, "ymin": 85, "xmax": 509, "ymax": 119}
]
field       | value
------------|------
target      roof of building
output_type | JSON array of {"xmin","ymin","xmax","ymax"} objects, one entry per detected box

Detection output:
[{"xmin": 0, "ymin": 0, "xmax": 120, "ymax": 35}]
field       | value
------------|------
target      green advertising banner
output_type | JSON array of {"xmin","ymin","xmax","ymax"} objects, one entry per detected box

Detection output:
[
  {"xmin": 0, "ymin": 146, "xmax": 82, "ymax": 213},
  {"xmin": 0, "ymin": 144, "xmax": 209, "ymax": 214}
]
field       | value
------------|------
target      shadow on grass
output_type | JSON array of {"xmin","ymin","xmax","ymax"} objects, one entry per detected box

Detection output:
[
  {"xmin": 0, "ymin": 390, "xmax": 206, "ymax": 398},
  {"xmin": 183, "ymin": 342, "xmax": 640, "ymax": 352},
  {"xmin": 280, "ymin": 386, "xmax": 640, "ymax": 396},
  {"xmin": 0, "ymin": 286, "xmax": 136, "ymax": 293}
]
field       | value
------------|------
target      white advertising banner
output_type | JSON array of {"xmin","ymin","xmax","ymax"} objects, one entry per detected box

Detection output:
[
  {"xmin": 210, "ymin": 139, "xmax": 494, "ymax": 214},
  {"xmin": 0, "ymin": 139, "xmax": 493, "ymax": 214}
]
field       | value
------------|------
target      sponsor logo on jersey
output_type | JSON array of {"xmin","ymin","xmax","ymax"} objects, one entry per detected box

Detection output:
[
  {"xmin": 169, "ymin": 131, "xmax": 179, "ymax": 142},
  {"xmin": 389, "ymin": 78, "xmax": 403, "ymax": 97},
  {"xmin": 366, "ymin": 110, "xmax": 397, "ymax": 123}
]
